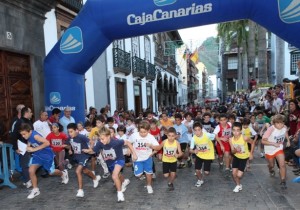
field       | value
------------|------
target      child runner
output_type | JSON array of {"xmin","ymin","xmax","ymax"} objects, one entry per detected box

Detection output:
[
  {"xmin": 155, "ymin": 127, "xmax": 183, "ymax": 191},
  {"xmin": 116, "ymin": 125, "xmax": 132, "ymax": 167},
  {"xmin": 149, "ymin": 119, "xmax": 161, "ymax": 178},
  {"xmin": 262, "ymin": 114, "xmax": 290, "ymax": 189},
  {"xmin": 229, "ymin": 122, "xmax": 254, "ymax": 192},
  {"xmin": 89, "ymin": 116, "xmax": 110, "ymax": 178},
  {"xmin": 66, "ymin": 123, "xmax": 101, "ymax": 197},
  {"xmin": 173, "ymin": 113, "xmax": 190, "ymax": 168},
  {"xmin": 83, "ymin": 127, "xmax": 137, "ymax": 202},
  {"xmin": 213, "ymin": 114, "xmax": 232, "ymax": 176},
  {"xmin": 77, "ymin": 121, "xmax": 89, "ymax": 137},
  {"xmin": 128, "ymin": 120, "xmax": 159, "ymax": 194},
  {"xmin": 20, "ymin": 123, "xmax": 69, "ymax": 199},
  {"xmin": 242, "ymin": 118, "xmax": 258, "ymax": 171},
  {"xmin": 190, "ymin": 122, "xmax": 215, "ymax": 187},
  {"xmin": 46, "ymin": 123, "xmax": 68, "ymax": 171}
]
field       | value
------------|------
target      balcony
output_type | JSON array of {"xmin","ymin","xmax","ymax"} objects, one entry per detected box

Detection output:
[
  {"xmin": 132, "ymin": 56, "xmax": 146, "ymax": 78},
  {"xmin": 60, "ymin": 0, "xmax": 83, "ymax": 12},
  {"xmin": 146, "ymin": 62, "xmax": 156, "ymax": 81},
  {"xmin": 113, "ymin": 48, "xmax": 131, "ymax": 76}
]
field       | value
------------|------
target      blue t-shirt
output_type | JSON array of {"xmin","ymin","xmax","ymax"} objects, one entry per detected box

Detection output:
[
  {"xmin": 93, "ymin": 139, "xmax": 125, "ymax": 166},
  {"xmin": 66, "ymin": 134, "xmax": 90, "ymax": 159},
  {"xmin": 29, "ymin": 130, "xmax": 54, "ymax": 160},
  {"xmin": 173, "ymin": 123, "xmax": 189, "ymax": 143}
]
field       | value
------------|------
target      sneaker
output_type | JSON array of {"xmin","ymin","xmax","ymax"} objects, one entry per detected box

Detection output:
[
  {"xmin": 224, "ymin": 169, "xmax": 231, "ymax": 178},
  {"xmin": 93, "ymin": 175, "xmax": 101, "ymax": 188},
  {"xmin": 91, "ymin": 171, "xmax": 95, "ymax": 175},
  {"xmin": 280, "ymin": 181, "xmax": 287, "ymax": 189},
  {"xmin": 66, "ymin": 163, "xmax": 73, "ymax": 170},
  {"xmin": 152, "ymin": 173, "xmax": 156, "ymax": 179},
  {"xmin": 292, "ymin": 168, "xmax": 300, "ymax": 173},
  {"xmin": 269, "ymin": 169, "xmax": 275, "ymax": 177},
  {"xmin": 168, "ymin": 183, "xmax": 174, "ymax": 191},
  {"xmin": 121, "ymin": 179, "xmax": 130, "ymax": 193},
  {"xmin": 27, "ymin": 188, "xmax": 40, "ymax": 199},
  {"xmin": 61, "ymin": 170, "xmax": 69, "ymax": 184},
  {"xmin": 117, "ymin": 191, "xmax": 125, "ymax": 202},
  {"xmin": 146, "ymin": 185, "xmax": 153, "ymax": 194},
  {"xmin": 23, "ymin": 180, "xmax": 32, "ymax": 189},
  {"xmin": 139, "ymin": 175, "xmax": 146, "ymax": 180},
  {"xmin": 233, "ymin": 185, "xmax": 242, "ymax": 193},
  {"xmin": 195, "ymin": 179, "xmax": 204, "ymax": 187},
  {"xmin": 260, "ymin": 153, "xmax": 265, "ymax": 158},
  {"xmin": 102, "ymin": 172, "xmax": 110, "ymax": 179},
  {"xmin": 76, "ymin": 189, "xmax": 84, "ymax": 197}
]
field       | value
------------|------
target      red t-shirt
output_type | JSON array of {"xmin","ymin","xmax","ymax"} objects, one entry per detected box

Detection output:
[
  {"xmin": 46, "ymin": 132, "xmax": 68, "ymax": 152},
  {"xmin": 150, "ymin": 127, "xmax": 161, "ymax": 143}
]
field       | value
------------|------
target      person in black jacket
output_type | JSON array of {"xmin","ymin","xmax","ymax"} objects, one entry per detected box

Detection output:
[{"xmin": 10, "ymin": 106, "xmax": 33, "ymax": 188}]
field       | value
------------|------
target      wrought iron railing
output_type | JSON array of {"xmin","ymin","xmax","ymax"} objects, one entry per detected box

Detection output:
[
  {"xmin": 113, "ymin": 48, "xmax": 131, "ymax": 75},
  {"xmin": 146, "ymin": 62, "xmax": 156, "ymax": 81},
  {"xmin": 60, "ymin": 0, "xmax": 83, "ymax": 12},
  {"xmin": 132, "ymin": 56, "xmax": 146, "ymax": 78}
]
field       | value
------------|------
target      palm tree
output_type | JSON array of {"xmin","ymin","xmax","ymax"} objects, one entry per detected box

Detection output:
[{"xmin": 257, "ymin": 24, "xmax": 268, "ymax": 84}]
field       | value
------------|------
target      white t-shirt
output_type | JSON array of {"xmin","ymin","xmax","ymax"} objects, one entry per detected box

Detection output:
[
  {"xmin": 262, "ymin": 125, "xmax": 286, "ymax": 155},
  {"xmin": 79, "ymin": 129, "xmax": 89, "ymax": 137},
  {"xmin": 272, "ymin": 98, "xmax": 283, "ymax": 113},
  {"xmin": 33, "ymin": 120, "xmax": 51, "ymax": 138},
  {"xmin": 129, "ymin": 132, "xmax": 159, "ymax": 161}
]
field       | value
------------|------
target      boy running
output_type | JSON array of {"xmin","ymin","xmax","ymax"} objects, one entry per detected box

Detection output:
[
  {"xmin": 229, "ymin": 122, "xmax": 254, "ymax": 192},
  {"xmin": 20, "ymin": 123, "xmax": 69, "ymax": 199},
  {"xmin": 83, "ymin": 127, "xmax": 137, "ymax": 202}
]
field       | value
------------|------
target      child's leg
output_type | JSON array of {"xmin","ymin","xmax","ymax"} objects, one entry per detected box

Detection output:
[
  {"xmin": 76, "ymin": 165, "xmax": 84, "ymax": 189},
  {"xmin": 111, "ymin": 165, "xmax": 123, "ymax": 191},
  {"xmin": 169, "ymin": 172, "xmax": 176, "ymax": 184},
  {"xmin": 58, "ymin": 150, "xmax": 66, "ymax": 171},
  {"xmin": 224, "ymin": 151, "xmax": 231, "ymax": 169},
  {"xmin": 232, "ymin": 168, "xmax": 240, "ymax": 185},
  {"xmin": 28, "ymin": 164, "xmax": 40, "ymax": 188},
  {"xmin": 91, "ymin": 156, "xmax": 96, "ymax": 172},
  {"xmin": 276, "ymin": 153, "xmax": 287, "ymax": 181},
  {"xmin": 98, "ymin": 154, "xmax": 109, "ymax": 174},
  {"xmin": 82, "ymin": 167, "xmax": 96, "ymax": 180}
]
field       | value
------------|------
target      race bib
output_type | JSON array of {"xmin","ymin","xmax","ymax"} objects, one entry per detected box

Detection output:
[
  {"xmin": 72, "ymin": 142, "xmax": 81, "ymax": 154},
  {"xmin": 233, "ymin": 144, "xmax": 245, "ymax": 154},
  {"xmin": 102, "ymin": 148, "xmax": 117, "ymax": 160},
  {"xmin": 222, "ymin": 129, "xmax": 231, "ymax": 137},
  {"xmin": 52, "ymin": 139, "xmax": 62, "ymax": 146},
  {"xmin": 164, "ymin": 147, "xmax": 176, "ymax": 157},
  {"xmin": 196, "ymin": 143, "xmax": 209, "ymax": 152},
  {"xmin": 136, "ymin": 141, "xmax": 147, "ymax": 150},
  {"xmin": 275, "ymin": 135, "xmax": 285, "ymax": 144}
]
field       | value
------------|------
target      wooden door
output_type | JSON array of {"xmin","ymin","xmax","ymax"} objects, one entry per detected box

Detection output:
[
  {"xmin": 116, "ymin": 81, "xmax": 126, "ymax": 111},
  {"xmin": 0, "ymin": 51, "xmax": 33, "ymax": 142}
]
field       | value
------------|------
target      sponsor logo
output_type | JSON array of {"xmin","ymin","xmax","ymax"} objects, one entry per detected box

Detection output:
[
  {"xmin": 127, "ymin": 3, "xmax": 213, "ymax": 26},
  {"xmin": 60, "ymin": 26, "xmax": 83, "ymax": 54},
  {"xmin": 278, "ymin": 0, "xmax": 300, "ymax": 23},
  {"xmin": 45, "ymin": 105, "xmax": 76, "ymax": 112},
  {"xmin": 154, "ymin": 0, "xmax": 177, "ymax": 7},
  {"xmin": 50, "ymin": 92, "xmax": 61, "ymax": 105}
]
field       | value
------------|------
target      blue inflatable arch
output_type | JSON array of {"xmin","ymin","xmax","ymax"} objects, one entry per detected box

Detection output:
[{"xmin": 45, "ymin": 0, "xmax": 300, "ymax": 121}]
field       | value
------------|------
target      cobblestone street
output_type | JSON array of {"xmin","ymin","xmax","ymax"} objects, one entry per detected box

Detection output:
[{"xmin": 0, "ymin": 151, "xmax": 299, "ymax": 210}]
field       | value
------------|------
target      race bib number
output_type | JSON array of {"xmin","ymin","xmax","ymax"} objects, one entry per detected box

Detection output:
[
  {"xmin": 196, "ymin": 143, "xmax": 209, "ymax": 152},
  {"xmin": 233, "ymin": 144, "xmax": 245, "ymax": 154},
  {"xmin": 222, "ymin": 129, "xmax": 231, "ymax": 137},
  {"xmin": 52, "ymin": 139, "xmax": 62, "ymax": 146},
  {"xmin": 275, "ymin": 135, "xmax": 285, "ymax": 144},
  {"xmin": 164, "ymin": 147, "xmax": 176, "ymax": 157},
  {"xmin": 102, "ymin": 148, "xmax": 117, "ymax": 160},
  {"xmin": 136, "ymin": 141, "xmax": 147, "ymax": 150},
  {"xmin": 72, "ymin": 142, "xmax": 81, "ymax": 154}
]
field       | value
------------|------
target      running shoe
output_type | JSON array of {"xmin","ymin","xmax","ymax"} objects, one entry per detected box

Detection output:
[
  {"xmin": 195, "ymin": 179, "xmax": 204, "ymax": 187},
  {"xmin": 117, "ymin": 191, "xmax": 125, "ymax": 202},
  {"xmin": 76, "ymin": 189, "xmax": 84, "ymax": 197},
  {"xmin": 280, "ymin": 181, "xmax": 287, "ymax": 189},
  {"xmin": 61, "ymin": 170, "xmax": 69, "ymax": 184},
  {"xmin": 27, "ymin": 188, "xmax": 40, "ymax": 199},
  {"xmin": 93, "ymin": 175, "xmax": 101, "ymax": 188},
  {"xmin": 121, "ymin": 179, "xmax": 130, "ymax": 192},
  {"xmin": 102, "ymin": 172, "xmax": 110, "ymax": 179},
  {"xmin": 233, "ymin": 185, "xmax": 242, "ymax": 193},
  {"xmin": 146, "ymin": 185, "xmax": 153, "ymax": 194},
  {"xmin": 168, "ymin": 183, "xmax": 174, "ymax": 191}
]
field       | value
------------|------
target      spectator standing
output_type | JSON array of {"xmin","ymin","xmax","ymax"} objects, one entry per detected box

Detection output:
[
  {"xmin": 59, "ymin": 107, "xmax": 75, "ymax": 135},
  {"xmin": 33, "ymin": 111, "xmax": 51, "ymax": 138}
]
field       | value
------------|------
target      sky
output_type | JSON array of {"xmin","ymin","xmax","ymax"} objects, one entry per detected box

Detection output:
[{"xmin": 178, "ymin": 24, "xmax": 218, "ymax": 51}]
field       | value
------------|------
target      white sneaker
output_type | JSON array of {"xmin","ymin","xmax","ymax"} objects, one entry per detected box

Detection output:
[
  {"xmin": 117, "ymin": 191, "xmax": 125, "ymax": 202},
  {"xmin": 76, "ymin": 189, "xmax": 84, "ymax": 197},
  {"xmin": 146, "ymin": 185, "xmax": 153, "ymax": 194},
  {"xmin": 121, "ymin": 179, "xmax": 130, "ymax": 193},
  {"xmin": 93, "ymin": 175, "xmax": 101, "ymax": 188},
  {"xmin": 102, "ymin": 172, "xmax": 110, "ymax": 179},
  {"xmin": 27, "ymin": 188, "xmax": 40, "ymax": 199},
  {"xmin": 23, "ymin": 180, "xmax": 32, "ymax": 189},
  {"xmin": 152, "ymin": 173, "xmax": 156, "ymax": 179},
  {"xmin": 233, "ymin": 185, "xmax": 242, "ymax": 193},
  {"xmin": 195, "ymin": 179, "xmax": 204, "ymax": 187},
  {"xmin": 61, "ymin": 170, "xmax": 69, "ymax": 184},
  {"xmin": 92, "ymin": 171, "xmax": 95, "ymax": 175}
]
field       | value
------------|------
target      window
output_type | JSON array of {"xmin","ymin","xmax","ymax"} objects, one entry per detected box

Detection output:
[
  {"xmin": 227, "ymin": 57, "xmax": 238, "ymax": 70},
  {"xmin": 113, "ymin": 39, "xmax": 125, "ymax": 50},
  {"xmin": 145, "ymin": 36, "xmax": 151, "ymax": 62},
  {"xmin": 131, "ymin": 37, "xmax": 140, "ymax": 57},
  {"xmin": 291, "ymin": 52, "xmax": 300, "ymax": 75}
]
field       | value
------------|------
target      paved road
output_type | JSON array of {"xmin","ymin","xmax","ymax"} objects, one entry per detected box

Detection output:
[{"xmin": 0, "ymin": 152, "xmax": 299, "ymax": 210}]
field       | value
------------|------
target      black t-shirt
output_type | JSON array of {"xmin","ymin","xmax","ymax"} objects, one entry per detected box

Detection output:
[{"xmin": 11, "ymin": 117, "xmax": 33, "ymax": 150}]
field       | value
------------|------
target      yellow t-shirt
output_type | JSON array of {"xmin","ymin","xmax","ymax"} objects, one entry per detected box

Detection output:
[
  {"xmin": 160, "ymin": 119, "xmax": 174, "ymax": 128},
  {"xmin": 242, "ymin": 127, "xmax": 251, "ymax": 138},
  {"xmin": 193, "ymin": 133, "xmax": 215, "ymax": 160},
  {"xmin": 162, "ymin": 139, "xmax": 178, "ymax": 163},
  {"xmin": 231, "ymin": 135, "xmax": 250, "ymax": 159},
  {"xmin": 89, "ymin": 127, "xmax": 100, "ymax": 139}
]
